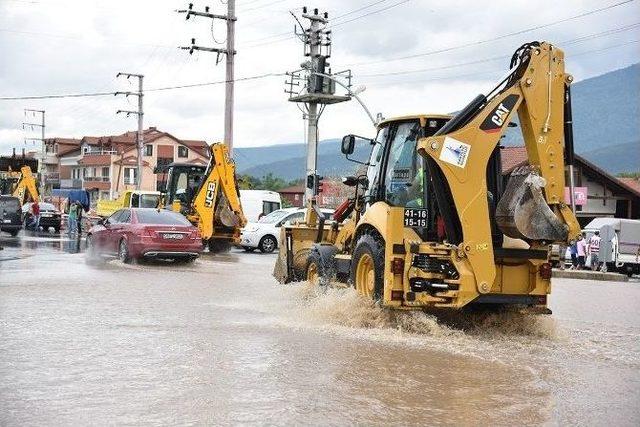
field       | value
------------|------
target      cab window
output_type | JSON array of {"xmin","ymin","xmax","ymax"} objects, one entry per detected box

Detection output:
[{"xmin": 383, "ymin": 121, "xmax": 424, "ymax": 208}]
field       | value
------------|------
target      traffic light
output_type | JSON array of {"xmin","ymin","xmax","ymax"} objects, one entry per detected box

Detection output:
[{"xmin": 315, "ymin": 175, "xmax": 324, "ymax": 195}]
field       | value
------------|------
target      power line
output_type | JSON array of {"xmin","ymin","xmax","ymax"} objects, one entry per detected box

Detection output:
[
  {"xmin": 359, "ymin": 39, "xmax": 640, "ymax": 87},
  {"xmin": 357, "ymin": 22, "xmax": 640, "ymax": 78},
  {"xmin": 347, "ymin": 0, "xmax": 637, "ymax": 66},
  {"xmin": 329, "ymin": 0, "xmax": 410, "ymax": 29},
  {"xmin": 0, "ymin": 73, "xmax": 284, "ymax": 101}
]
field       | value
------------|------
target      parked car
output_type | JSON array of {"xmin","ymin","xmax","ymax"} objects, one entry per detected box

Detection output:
[
  {"xmin": 0, "ymin": 195, "xmax": 22, "ymax": 236},
  {"xmin": 86, "ymin": 208, "xmax": 203, "ymax": 263},
  {"xmin": 240, "ymin": 207, "xmax": 334, "ymax": 253},
  {"xmin": 22, "ymin": 202, "xmax": 62, "ymax": 233}
]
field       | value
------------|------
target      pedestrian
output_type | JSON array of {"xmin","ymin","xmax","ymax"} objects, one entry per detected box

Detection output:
[
  {"xmin": 30, "ymin": 199, "xmax": 41, "ymax": 231},
  {"xmin": 576, "ymin": 233, "xmax": 587, "ymax": 270},
  {"xmin": 67, "ymin": 201, "xmax": 78, "ymax": 236},
  {"xmin": 75, "ymin": 201, "xmax": 84, "ymax": 237},
  {"xmin": 569, "ymin": 241, "xmax": 578, "ymax": 270},
  {"xmin": 558, "ymin": 243, "xmax": 567, "ymax": 270},
  {"xmin": 588, "ymin": 230, "xmax": 602, "ymax": 271}
]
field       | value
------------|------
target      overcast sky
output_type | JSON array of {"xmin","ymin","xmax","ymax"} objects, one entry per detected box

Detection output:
[{"xmin": 0, "ymin": 0, "xmax": 638, "ymax": 155}]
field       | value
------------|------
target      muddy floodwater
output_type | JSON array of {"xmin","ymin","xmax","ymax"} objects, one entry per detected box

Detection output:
[{"xmin": 1, "ymin": 234, "xmax": 639, "ymax": 425}]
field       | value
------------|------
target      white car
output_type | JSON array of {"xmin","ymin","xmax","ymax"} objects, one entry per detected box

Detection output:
[{"xmin": 240, "ymin": 207, "xmax": 334, "ymax": 253}]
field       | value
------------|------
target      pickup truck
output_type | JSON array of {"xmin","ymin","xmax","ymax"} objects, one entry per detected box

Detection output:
[{"xmin": 96, "ymin": 190, "xmax": 161, "ymax": 217}]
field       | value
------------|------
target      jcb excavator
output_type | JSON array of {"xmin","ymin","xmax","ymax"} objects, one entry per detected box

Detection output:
[
  {"xmin": 158, "ymin": 143, "xmax": 246, "ymax": 252},
  {"xmin": 0, "ymin": 166, "xmax": 39, "ymax": 204},
  {"xmin": 274, "ymin": 41, "xmax": 581, "ymax": 312}
]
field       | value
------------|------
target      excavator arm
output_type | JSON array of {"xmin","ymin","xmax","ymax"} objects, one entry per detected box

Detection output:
[
  {"xmin": 12, "ymin": 166, "xmax": 40, "ymax": 204},
  {"xmin": 190, "ymin": 143, "xmax": 247, "ymax": 242},
  {"xmin": 417, "ymin": 41, "xmax": 581, "ymax": 294}
]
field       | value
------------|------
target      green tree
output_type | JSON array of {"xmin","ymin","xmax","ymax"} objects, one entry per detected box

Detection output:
[{"xmin": 616, "ymin": 171, "xmax": 640, "ymax": 179}]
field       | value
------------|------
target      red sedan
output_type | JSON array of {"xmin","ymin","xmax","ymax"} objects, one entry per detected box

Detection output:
[{"xmin": 87, "ymin": 208, "xmax": 202, "ymax": 263}]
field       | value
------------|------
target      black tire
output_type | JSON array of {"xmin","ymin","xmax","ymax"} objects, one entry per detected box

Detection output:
[
  {"xmin": 258, "ymin": 235, "xmax": 277, "ymax": 253},
  {"xmin": 9, "ymin": 229, "xmax": 19, "ymax": 237},
  {"xmin": 118, "ymin": 239, "xmax": 132, "ymax": 264},
  {"xmin": 350, "ymin": 233, "xmax": 385, "ymax": 300},
  {"xmin": 54, "ymin": 227, "xmax": 60, "ymax": 234},
  {"xmin": 243, "ymin": 246, "xmax": 255, "ymax": 252},
  {"xmin": 208, "ymin": 239, "xmax": 231, "ymax": 253},
  {"xmin": 306, "ymin": 245, "xmax": 338, "ymax": 286}
]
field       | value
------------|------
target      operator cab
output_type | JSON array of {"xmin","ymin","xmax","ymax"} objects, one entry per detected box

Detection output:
[
  {"xmin": 342, "ymin": 114, "xmax": 504, "ymax": 245},
  {"xmin": 161, "ymin": 163, "xmax": 207, "ymax": 211}
]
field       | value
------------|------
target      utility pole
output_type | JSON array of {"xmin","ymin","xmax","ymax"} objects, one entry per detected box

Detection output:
[
  {"xmin": 285, "ymin": 7, "xmax": 351, "ymax": 204},
  {"xmin": 115, "ymin": 73, "xmax": 144, "ymax": 190},
  {"xmin": 22, "ymin": 109, "xmax": 45, "ymax": 175},
  {"xmin": 178, "ymin": 1, "xmax": 237, "ymax": 154}
]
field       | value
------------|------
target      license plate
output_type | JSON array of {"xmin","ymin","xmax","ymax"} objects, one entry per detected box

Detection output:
[
  {"xmin": 162, "ymin": 233, "xmax": 184, "ymax": 240},
  {"xmin": 41, "ymin": 213, "xmax": 52, "ymax": 217},
  {"xmin": 2, "ymin": 219, "xmax": 10, "ymax": 223},
  {"xmin": 404, "ymin": 208, "xmax": 428, "ymax": 228}
]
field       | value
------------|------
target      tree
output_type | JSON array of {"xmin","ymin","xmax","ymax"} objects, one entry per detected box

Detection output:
[{"xmin": 616, "ymin": 171, "xmax": 640, "ymax": 179}]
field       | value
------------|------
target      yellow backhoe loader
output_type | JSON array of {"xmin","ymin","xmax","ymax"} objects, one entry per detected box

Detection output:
[
  {"xmin": 158, "ymin": 143, "xmax": 246, "ymax": 252},
  {"xmin": 0, "ymin": 166, "xmax": 40, "ymax": 204},
  {"xmin": 274, "ymin": 41, "xmax": 581, "ymax": 312}
]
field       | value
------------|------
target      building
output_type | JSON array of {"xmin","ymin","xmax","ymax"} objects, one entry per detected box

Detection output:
[
  {"xmin": 501, "ymin": 146, "xmax": 640, "ymax": 225},
  {"xmin": 278, "ymin": 184, "xmax": 305, "ymax": 207},
  {"xmin": 44, "ymin": 127, "xmax": 210, "ymax": 202}
]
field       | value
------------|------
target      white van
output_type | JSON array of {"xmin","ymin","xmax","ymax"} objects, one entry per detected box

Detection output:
[
  {"xmin": 239, "ymin": 190, "xmax": 282, "ymax": 223},
  {"xmin": 584, "ymin": 218, "xmax": 640, "ymax": 276}
]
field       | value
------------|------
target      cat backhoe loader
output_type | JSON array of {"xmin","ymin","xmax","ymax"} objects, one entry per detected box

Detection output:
[
  {"xmin": 274, "ymin": 41, "xmax": 581, "ymax": 312},
  {"xmin": 0, "ymin": 166, "xmax": 39, "ymax": 204},
  {"xmin": 158, "ymin": 143, "xmax": 246, "ymax": 252}
]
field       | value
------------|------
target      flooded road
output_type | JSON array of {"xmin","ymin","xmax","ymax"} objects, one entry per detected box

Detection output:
[{"xmin": 1, "ymin": 233, "xmax": 639, "ymax": 425}]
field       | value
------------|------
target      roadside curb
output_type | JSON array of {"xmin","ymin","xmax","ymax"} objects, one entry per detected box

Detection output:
[{"xmin": 552, "ymin": 269, "xmax": 629, "ymax": 282}]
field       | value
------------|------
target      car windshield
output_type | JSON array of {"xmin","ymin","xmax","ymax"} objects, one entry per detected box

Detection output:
[
  {"xmin": 258, "ymin": 210, "xmax": 293, "ymax": 224},
  {"xmin": 135, "ymin": 209, "xmax": 192, "ymax": 226},
  {"xmin": 39, "ymin": 203, "xmax": 56, "ymax": 211}
]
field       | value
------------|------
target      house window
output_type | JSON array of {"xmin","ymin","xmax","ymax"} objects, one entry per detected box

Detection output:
[
  {"xmin": 124, "ymin": 167, "xmax": 138, "ymax": 185},
  {"xmin": 82, "ymin": 168, "xmax": 88, "ymax": 179},
  {"xmin": 102, "ymin": 167, "xmax": 109, "ymax": 179},
  {"xmin": 178, "ymin": 146, "xmax": 189, "ymax": 158},
  {"xmin": 145, "ymin": 145, "xmax": 153, "ymax": 156}
]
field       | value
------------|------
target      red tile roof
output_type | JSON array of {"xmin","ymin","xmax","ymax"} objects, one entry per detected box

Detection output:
[
  {"xmin": 618, "ymin": 177, "xmax": 640, "ymax": 195},
  {"xmin": 279, "ymin": 184, "xmax": 305, "ymax": 194},
  {"xmin": 500, "ymin": 146, "xmax": 528, "ymax": 174}
]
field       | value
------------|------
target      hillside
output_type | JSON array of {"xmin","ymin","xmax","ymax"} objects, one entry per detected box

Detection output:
[{"xmin": 236, "ymin": 63, "xmax": 640, "ymax": 179}]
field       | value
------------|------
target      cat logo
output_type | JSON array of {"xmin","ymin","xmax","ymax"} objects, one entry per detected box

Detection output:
[
  {"xmin": 204, "ymin": 182, "xmax": 216, "ymax": 208},
  {"xmin": 479, "ymin": 94, "xmax": 519, "ymax": 134},
  {"xmin": 491, "ymin": 103, "xmax": 510, "ymax": 127}
]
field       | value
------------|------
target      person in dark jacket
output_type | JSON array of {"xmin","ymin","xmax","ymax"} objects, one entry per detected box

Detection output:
[{"xmin": 74, "ymin": 201, "xmax": 84, "ymax": 237}]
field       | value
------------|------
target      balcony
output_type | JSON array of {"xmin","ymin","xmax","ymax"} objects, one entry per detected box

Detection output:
[{"xmin": 83, "ymin": 176, "xmax": 110, "ymax": 182}]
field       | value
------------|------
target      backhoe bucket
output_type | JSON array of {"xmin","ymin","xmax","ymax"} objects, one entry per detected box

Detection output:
[
  {"xmin": 496, "ymin": 166, "xmax": 568, "ymax": 242},
  {"xmin": 216, "ymin": 195, "xmax": 242, "ymax": 228}
]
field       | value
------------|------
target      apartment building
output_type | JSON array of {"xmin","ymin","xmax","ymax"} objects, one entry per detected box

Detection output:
[{"xmin": 44, "ymin": 127, "xmax": 210, "ymax": 202}]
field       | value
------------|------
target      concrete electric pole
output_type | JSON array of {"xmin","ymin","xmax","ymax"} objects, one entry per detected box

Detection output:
[
  {"xmin": 285, "ymin": 7, "xmax": 351, "ymax": 204},
  {"xmin": 178, "ymin": 1, "xmax": 237, "ymax": 155},
  {"xmin": 22, "ymin": 108, "xmax": 45, "ymax": 176},
  {"xmin": 115, "ymin": 73, "xmax": 144, "ymax": 190}
]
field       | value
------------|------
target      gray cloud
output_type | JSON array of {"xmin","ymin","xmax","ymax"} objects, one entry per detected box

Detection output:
[{"xmin": 1, "ymin": 0, "xmax": 638, "ymax": 155}]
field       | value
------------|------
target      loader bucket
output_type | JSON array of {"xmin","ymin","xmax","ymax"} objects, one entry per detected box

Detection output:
[{"xmin": 496, "ymin": 166, "xmax": 568, "ymax": 242}]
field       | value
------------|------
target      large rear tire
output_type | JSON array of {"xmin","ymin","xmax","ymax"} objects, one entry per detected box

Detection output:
[
  {"xmin": 350, "ymin": 233, "xmax": 385, "ymax": 300},
  {"xmin": 208, "ymin": 239, "xmax": 231, "ymax": 253}
]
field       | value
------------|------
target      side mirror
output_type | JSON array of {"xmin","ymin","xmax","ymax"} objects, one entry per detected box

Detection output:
[{"xmin": 341, "ymin": 135, "xmax": 355, "ymax": 155}]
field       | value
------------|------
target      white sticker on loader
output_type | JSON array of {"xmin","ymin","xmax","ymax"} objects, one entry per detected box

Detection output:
[{"xmin": 439, "ymin": 137, "xmax": 471, "ymax": 168}]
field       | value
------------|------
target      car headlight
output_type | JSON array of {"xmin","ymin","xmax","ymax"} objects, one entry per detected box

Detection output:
[{"xmin": 243, "ymin": 225, "xmax": 259, "ymax": 233}]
